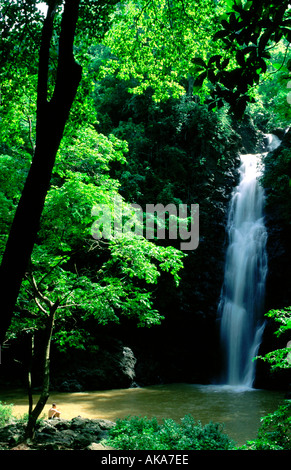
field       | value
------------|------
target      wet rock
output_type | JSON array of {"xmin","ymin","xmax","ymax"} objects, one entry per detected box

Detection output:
[{"xmin": 120, "ymin": 346, "xmax": 136, "ymax": 381}]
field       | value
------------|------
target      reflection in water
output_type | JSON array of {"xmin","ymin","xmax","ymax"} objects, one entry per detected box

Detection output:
[{"xmin": 0, "ymin": 383, "xmax": 284, "ymax": 446}]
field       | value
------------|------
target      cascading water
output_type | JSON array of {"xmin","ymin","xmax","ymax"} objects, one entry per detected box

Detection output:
[{"xmin": 218, "ymin": 134, "xmax": 281, "ymax": 387}]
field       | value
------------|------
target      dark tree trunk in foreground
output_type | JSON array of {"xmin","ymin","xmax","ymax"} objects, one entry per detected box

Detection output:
[{"xmin": 0, "ymin": 0, "xmax": 82, "ymax": 345}]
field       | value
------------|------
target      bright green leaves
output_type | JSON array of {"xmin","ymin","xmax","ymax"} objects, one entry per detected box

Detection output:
[
  {"xmin": 265, "ymin": 306, "xmax": 291, "ymax": 338},
  {"xmin": 239, "ymin": 37, "xmax": 291, "ymax": 131},
  {"xmin": 53, "ymin": 328, "xmax": 89, "ymax": 351},
  {"xmin": 78, "ymin": 276, "xmax": 162, "ymax": 328},
  {"xmin": 9, "ymin": 118, "xmax": 185, "ymax": 350},
  {"xmin": 0, "ymin": 72, "xmax": 37, "ymax": 259},
  {"xmin": 0, "ymin": 73, "xmax": 37, "ymax": 151},
  {"xmin": 54, "ymin": 125, "xmax": 128, "ymax": 179},
  {"xmin": 99, "ymin": 0, "xmax": 222, "ymax": 101},
  {"xmin": 1, "ymin": 0, "xmax": 187, "ymax": 354},
  {"xmin": 107, "ymin": 237, "xmax": 185, "ymax": 287},
  {"xmin": 256, "ymin": 306, "xmax": 291, "ymax": 372},
  {"xmin": 0, "ymin": 152, "xmax": 32, "ymax": 259},
  {"xmin": 0, "ymin": 0, "xmax": 43, "ymax": 73},
  {"xmin": 40, "ymin": 126, "xmax": 128, "ymax": 254}
]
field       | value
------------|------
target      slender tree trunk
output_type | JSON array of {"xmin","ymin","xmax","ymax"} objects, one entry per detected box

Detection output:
[
  {"xmin": 24, "ymin": 304, "xmax": 57, "ymax": 441},
  {"xmin": 0, "ymin": 0, "xmax": 82, "ymax": 345},
  {"xmin": 27, "ymin": 333, "xmax": 35, "ymax": 417}
]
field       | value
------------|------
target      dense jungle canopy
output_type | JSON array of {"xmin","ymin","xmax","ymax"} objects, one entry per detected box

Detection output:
[{"xmin": 0, "ymin": 0, "xmax": 290, "ymax": 438}]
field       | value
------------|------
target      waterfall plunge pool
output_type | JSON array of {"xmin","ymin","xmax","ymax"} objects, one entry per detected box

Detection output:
[{"xmin": 1, "ymin": 383, "xmax": 285, "ymax": 447}]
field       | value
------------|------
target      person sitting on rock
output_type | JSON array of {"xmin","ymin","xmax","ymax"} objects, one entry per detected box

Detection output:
[{"xmin": 48, "ymin": 403, "xmax": 61, "ymax": 419}]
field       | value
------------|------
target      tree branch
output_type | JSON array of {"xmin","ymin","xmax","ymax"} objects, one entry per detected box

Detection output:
[
  {"xmin": 28, "ymin": 272, "xmax": 52, "ymax": 312},
  {"xmin": 34, "ymin": 297, "xmax": 49, "ymax": 315},
  {"xmin": 36, "ymin": 2, "xmax": 56, "ymax": 111},
  {"xmin": 27, "ymin": 116, "xmax": 35, "ymax": 153},
  {"xmin": 51, "ymin": 0, "xmax": 82, "ymax": 109}
]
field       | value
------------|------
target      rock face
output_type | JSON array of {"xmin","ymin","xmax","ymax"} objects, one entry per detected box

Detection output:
[
  {"xmin": 254, "ymin": 128, "xmax": 291, "ymax": 389},
  {"xmin": 263, "ymin": 129, "xmax": 291, "ymax": 312},
  {"xmin": 0, "ymin": 417, "xmax": 116, "ymax": 451},
  {"xmin": 51, "ymin": 340, "xmax": 137, "ymax": 392}
]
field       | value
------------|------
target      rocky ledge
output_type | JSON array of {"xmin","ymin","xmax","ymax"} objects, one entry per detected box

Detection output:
[{"xmin": 0, "ymin": 416, "xmax": 116, "ymax": 451}]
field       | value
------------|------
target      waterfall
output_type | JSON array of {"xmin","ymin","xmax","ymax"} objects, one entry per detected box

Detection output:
[{"xmin": 218, "ymin": 134, "xmax": 281, "ymax": 387}]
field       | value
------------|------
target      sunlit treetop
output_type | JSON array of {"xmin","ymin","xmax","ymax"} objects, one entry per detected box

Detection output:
[
  {"xmin": 98, "ymin": 0, "xmax": 224, "ymax": 101},
  {"xmin": 94, "ymin": 0, "xmax": 291, "ymax": 115}
]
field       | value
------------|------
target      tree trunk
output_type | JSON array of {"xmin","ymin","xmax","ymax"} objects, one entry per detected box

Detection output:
[
  {"xmin": 27, "ymin": 333, "xmax": 35, "ymax": 417},
  {"xmin": 0, "ymin": 0, "xmax": 82, "ymax": 345},
  {"xmin": 24, "ymin": 305, "xmax": 57, "ymax": 441}
]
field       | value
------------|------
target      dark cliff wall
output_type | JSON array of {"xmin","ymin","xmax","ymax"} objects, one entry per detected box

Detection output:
[{"xmin": 255, "ymin": 129, "xmax": 291, "ymax": 389}]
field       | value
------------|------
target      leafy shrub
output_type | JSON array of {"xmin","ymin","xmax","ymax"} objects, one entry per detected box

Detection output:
[
  {"xmin": 0, "ymin": 401, "xmax": 13, "ymax": 427},
  {"xmin": 239, "ymin": 401, "xmax": 291, "ymax": 450},
  {"xmin": 105, "ymin": 414, "xmax": 235, "ymax": 450}
]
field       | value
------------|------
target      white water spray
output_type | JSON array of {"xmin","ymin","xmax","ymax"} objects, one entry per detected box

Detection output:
[{"xmin": 218, "ymin": 134, "xmax": 281, "ymax": 387}]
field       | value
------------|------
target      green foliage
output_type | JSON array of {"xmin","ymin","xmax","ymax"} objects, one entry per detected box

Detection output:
[
  {"xmin": 248, "ymin": 41, "xmax": 291, "ymax": 130},
  {"xmin": 265, "ymin": 306, "xmax": 291, "ymax": 338},
  {"xmin": 1, "ymin": 23, "xmax": 187, "ymax": 347},
  {"xmin": 6, "ymin": 117, "xmax": 185, "ymax": 350},
  {"xmin": 104, "ymin": 414, "xmax": 235, "ymax": 450},
  {"xmin": 256, "ymin": 307, "xmax": 291, "ymax": 372},
  {"xmin": 193, "ymin": 1, "xmax": 291, "ymax": 117},
  {"xmin": 99, "ymin": 0, "xmax": 223, "ymax": 101},
  {"xmin": 107, "ymin": 237, "xmax": 185, "ymax": 287},
  {"xmin": 0, "ymin": 0, "xmax": 43, "ymax": 73},
  {"xmin": 1, "ymin": 0, "xmax": 290, "ymax": 400},
  {"xmin": 0, "ymin": 153, "xmax": 29, "ymax": 252},
  {"xmin": 93, "ymin": 67, "xmax": 238, "ymax": 209},
  {"xmin": 0, "ymin": 20, "xmax": 187, "ymax": 345},
  {"xmin": 0, "ymin": 75, "xmax": 35, "ymax": 258},
  {"xmin": 0, "ymin": 401, "xmax": 13, "ymax": 427},
  {"xmin": 239, "ymin": 401, "xmax": 291, "ymax": 450}
]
